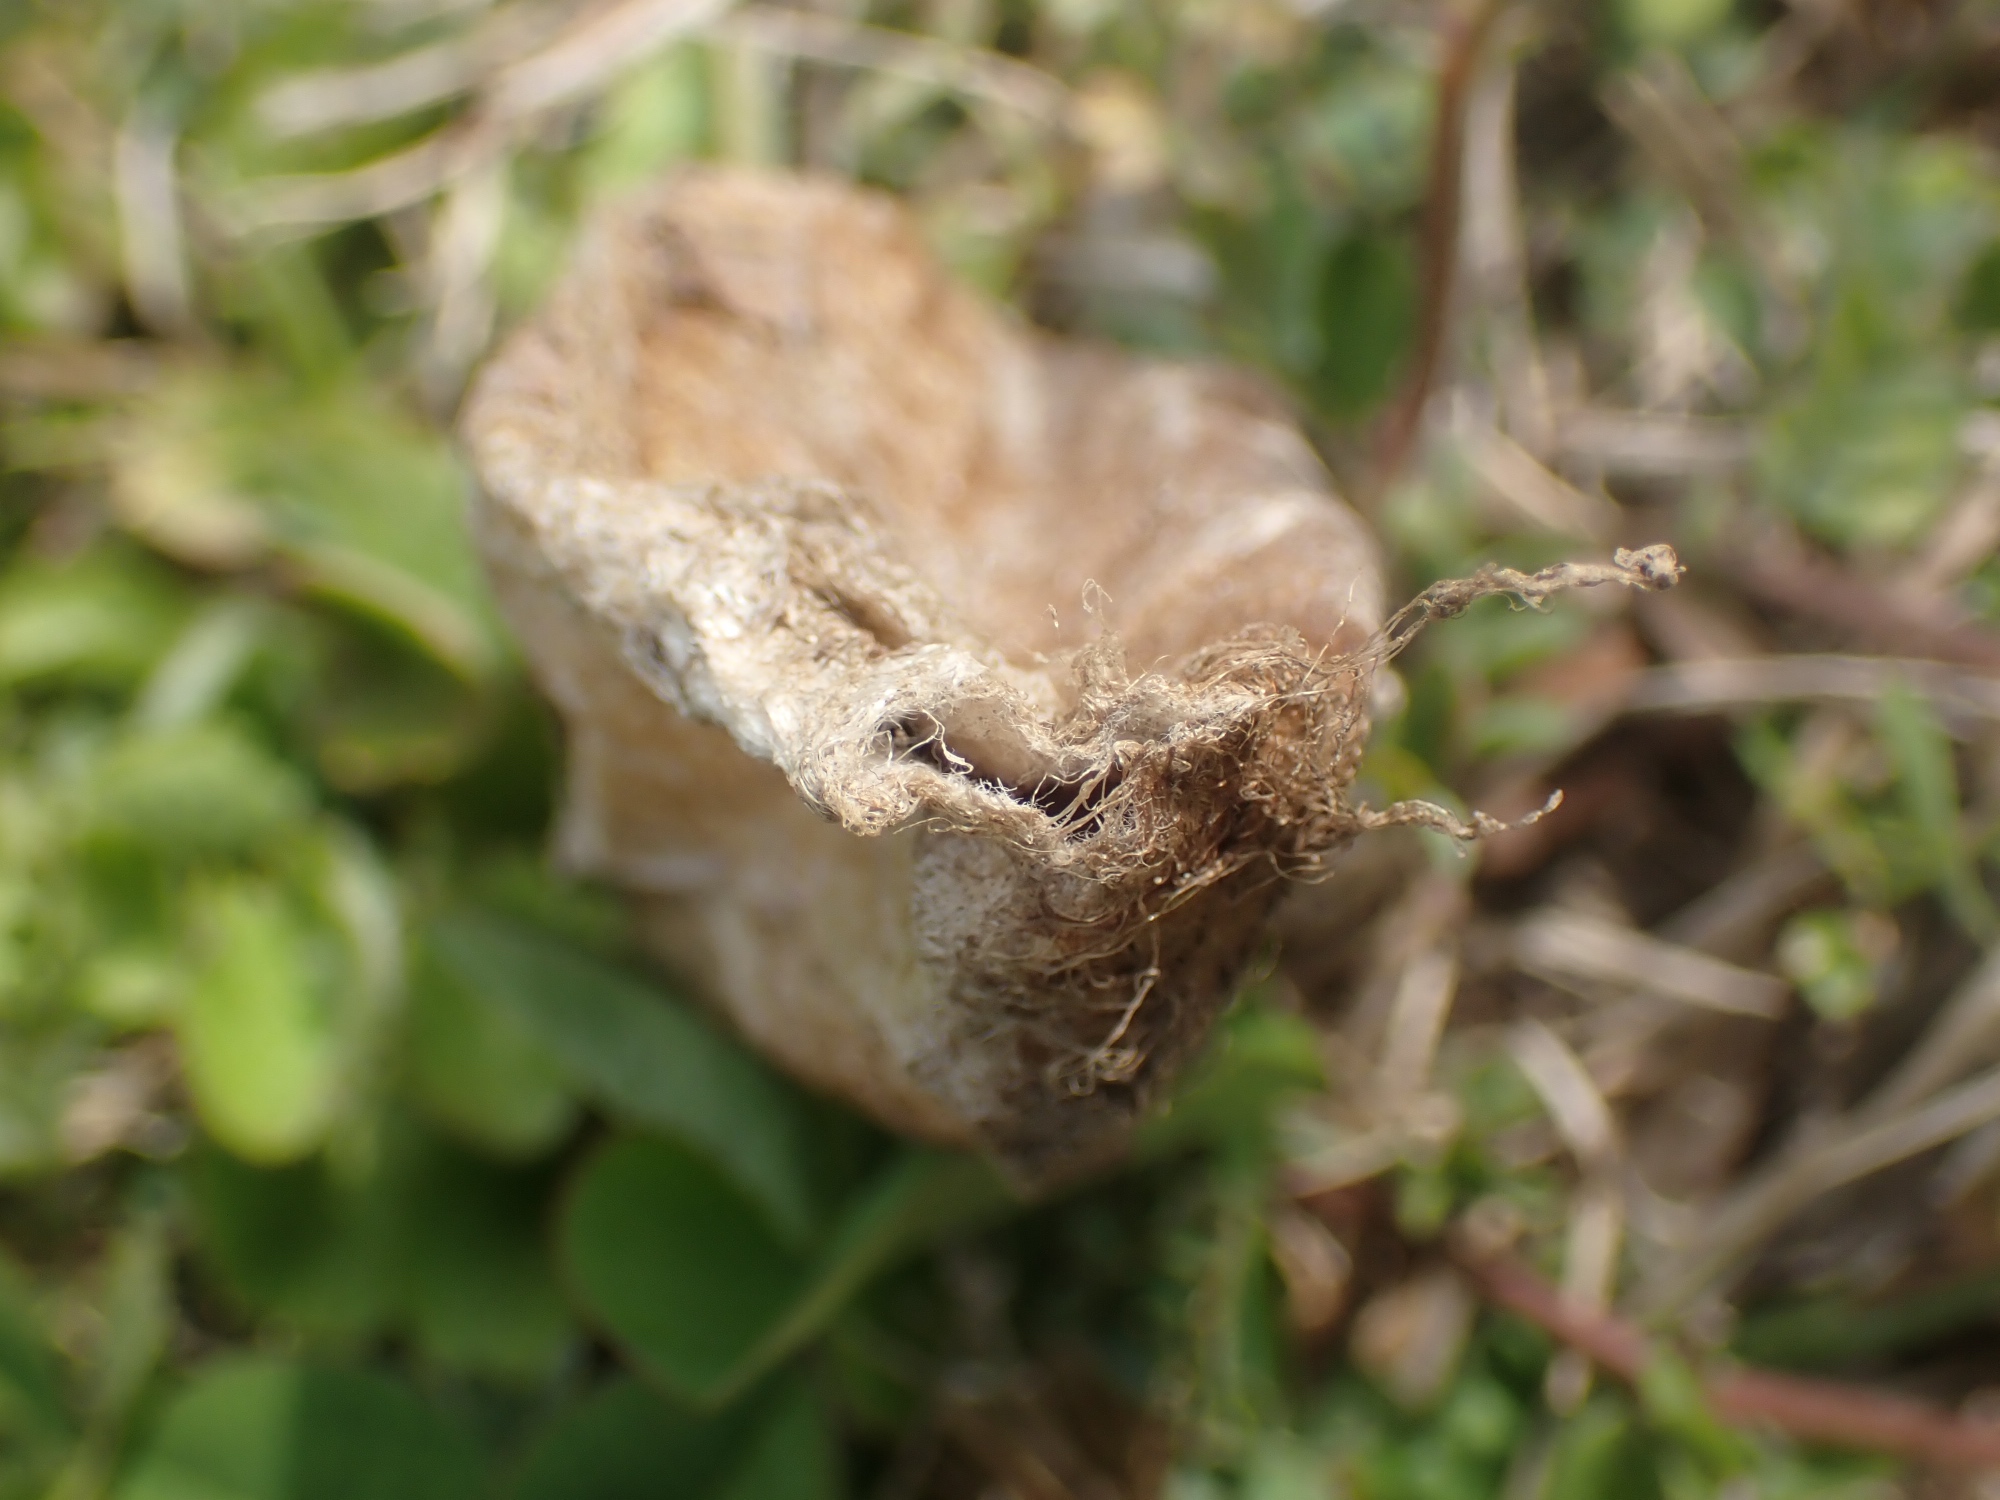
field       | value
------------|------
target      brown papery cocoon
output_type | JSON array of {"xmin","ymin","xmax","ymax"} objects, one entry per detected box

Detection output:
[{"xmin": 462, "ymin": 167, "xmax": 1387, "ymax": 1186}]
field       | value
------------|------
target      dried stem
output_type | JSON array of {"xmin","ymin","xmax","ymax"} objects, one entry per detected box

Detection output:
[
  {"xmin": 230, "ymin": 0, "xmax": 733, "ymax": 235},
  {"xmin": 231, "ymin": 0, "xmax": 1068, "ymax": 238},
  {"xmin": 1342, "ymin": 544, "xmax": 1681, "ymax": 845},
  {"xmin": 1372, "ymin": 0, "xmax": 1514, "ymax": 496},
  {"xmin": 1512, "ymin": 908, "xmax": 1790, "ymax": 1020},
  {"xmin": 714, "ymin": 6, "xmax": 1069, "ymax": 130},
  {"xmin": 1352, "ymin": 789, "xmax": 1562, "ymax": 843},
  {"xmin": 1642, "ymin": 1062, "xmax": 2000, "ymax": 1314},
  {"xmin": 1726, "ymin": 520, "xmax": 2000, "ymax": 672},
  {"xmin": 114, "ymin": 100, "xmax": 196, "ymax": 337},
  {"xmin": 1623, "ymin": 654, "xmax": 2000, "ymax": 739},
  {"xmin": 252, "ymin": 1, "xmax": 562, "ymax": 137},
  {"xmin": 1375, "ymin": 544, "xmax": 1685, "ymax": 666},
  {"xmin": 1458, "ymin": 1248, "xmax": 2000, "ymax": 1470}
]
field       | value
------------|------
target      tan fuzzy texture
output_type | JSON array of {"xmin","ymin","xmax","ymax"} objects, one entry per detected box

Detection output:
[{"xmin": 461, "ymin": 167, "xmax": 1393, "ymax": 1184}]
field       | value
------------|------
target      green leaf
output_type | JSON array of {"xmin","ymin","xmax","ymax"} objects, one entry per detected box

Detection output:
[
  {"xmin": 0, "ymin": 1252, "xmax": 69, "ymax": 1451},
  {"xmin": 430, "ymin": 910, "xmax": 816, "ymax": 1243},
  {"xmin": 402, "ymin": 1139, "xmax": 572, "ymax": 1381},
  {"xmin": 112, "ymin": 367, "xmax": 502, "ymax": 678},
  {"xmin": 1959, "ymin": 241, "xmax": 2000, "ymax": 332},
  {"xmin": 1313, "ymin": 232, "xmax": 1416, "ymax": 417},
  {"xmin": 39, "ymin": 1214, "xmax": 179, "ymax": 1500},
  {"xmin": 179, "ymin": 881, "xmax": 342, "ymax": 1165},
  {"xmin": 1775, "ymin": 908, "xmax": 1892, "ymax": 1024},
  {"xmin": 0, "ymin": 547, "xmax": 188, "ymax": 690},
  {"xmin": 708, "ymin": 1380, "xmax": 842, "ymax": 1500},
  {"xmin": 77, "ymin": 943, "xmax": 189, "ymax": 1030},
  {"xmin": 0, "ymin": 1028, "xmax": 86, "ymax": 1177},
  {"xmin": 1204, "ymin": 181, "xmax": 1325, "ymax": 377},
  {"xmin": 307, "ymin": 628, "xmax": 491, "ymax": 793},
  {"xmin": 108, "ymin": 370, "xmax": 272, "ymax": 570},
  {"xmin": 1136, "ymin": 1001, "xmax": 1327, "ymax": 1159},
  {"xmin": 1638, "ymin": 1349, "xmax": 1752, "ymax": 1476},
  {"xmin": 113, "ymin": 1358, "xmax": 484, "ymax": 1500},
  {"xmin": 287, "ymin": 541, "xmax": 496, "ymax": 687},
  {"xmin": 1734, "ymin": 1267, "xmax": 2000, "ymax": 1370},
  {"xmin": 1545, "ymin": 1396, "xmax": 1661, "ymax": 1500},
  {"xmin": 244, "ymin": 396, "xmax": 498, "ymax": 677},
  {"xmin": 88, "ymin": 724, "xmax": 310, "ymax": 862},
  {"xmin": 188, "ymin": 1146, "xmax": 399, "ymax": 1341},
  {"xmin": 1300, "ymin": 57, "xmax": 1432, "ymax": 214},
  {"xmin": 1616, "ymin": 0, "xmax": 1733, "ymax": 48},
  {"xmin": 564, "ymin": 1135, "xmax": 1014, "ymax": 1409},
  {"xmin": 131, "ymin": 599, "xmax": 267, "ymax": 733},
  {"xmin": 1437, "ymin": 1376, "xmax": 1525, "ymax": 1464},
  {"xmin": 1159, "ymin": 1148, "xmax": 1287, "ymax": 1441},
  {"xmin": 580, "ymin": 45, "xmax": 711, "ymax": 202},
  {"xmin": 509, "ymin": 1379, "xmax": 760, "ymax": 1500},
  {"xmin": 310, "ymin": 821, "xmax": 402, "ymax": 1014},
  {"xmin": 402, "ymin": 944, "xmax": 577, "ymax": 1161},
  {"xmin": 1239, "ymin": 1434, "xmax": 1341, "ymax": 1500},
  {"xmin": 1469, "ymin": 697, "xmax": 1582, "ymax": 761},
  {"xmin": 1877, "ymin": 684, "xmax": 1995, "ymax": 937},
  {"xmin": 717, "ymin": 1149, "xmax": 1015, "ymax": 1394},
  {"xmin": 229, "ymin": 242, "xmax": 352, "ymax": 382},
  {"xmin": 1759, "ymin": 317, "xmax": 1964, "ymax": 551},
  {"xmin": 561, "ymin": 1136, "xmax": 807, "ymax": 1405},
  {"xmin": 88, "ymin": 1215, "xmax": 173, "ymax": 1433},
  {"xmin": 1432, "ymin": 594, "xmax": 1588, "ymax": 684},
  {"xmin": 190, "ymin": 1119, "xmax": 569, "ymax": 1371}
]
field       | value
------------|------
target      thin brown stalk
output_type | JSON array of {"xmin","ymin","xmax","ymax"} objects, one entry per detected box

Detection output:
[
  {"xmin": 1458, "ymin": 1249, "xmax": 2000, "ymax": 1469},
  {"xmin": 1898, "ymin": 454, "xmax": 2000, "ymax": 594},
  {"xmin": 487, "ymin": 0, "xmax": 735, "ymax": 118},
  {"xmin": 230, "ymin": 0, "xmax": 732, "ymax": 235},
  {"xmin": 1374, "ymin": 544, "xmax": 1685, "ymax": 664},
  {"xmin": 1373, "ymin": 0, "xmax": 1513, "ymax": 496},
  {"xmin": 1512, "ymin": 909, "xmax": 1791, "ymax": 1020},
  {"xmin": 0, "ymin": 339, "xmax": 157, "ymax": 401},
  {"xmin": 1654, "ymin": 842, "xmax": 1831, "ymax": 959},
  {"xmin": 228, "ymin": 126, "xmax": 478, "ymax": 233},
  {"xmin": 114, "ymin": 102, "xmax": 196, "ymax": 336},
  {"xmin": 1460, "ymin": 420, "xmax": 1620, "ymax": 541},
  {"xmin": 1643, "ymin": 1064, "xmax": 2000, "ymax": 1315},
  {"xmin": 1556, "ymin": 408, "xmax": 1755, "ymax": 478},
  {"xmin": 1726, "ymin": 521, "xmax": 2000, "ymax": 672},
  {"xmin": 714, "ymin": 6, "xmax": 1070, "ymax": 129},
  {"xmin": 1508, "ymin": 1019, "xmax": 1622, "ymax": 1172},
  {"xmin": 1376, "ymin": 945, "xmax": 1460, "ymax": 1101},
  {"xmin": 252, "ymin": 1, "xmax": 560, "ymax": 137},
  {"xmin": 1622, "ymin": 654, "xmax": 2000, "ymax": 739}
]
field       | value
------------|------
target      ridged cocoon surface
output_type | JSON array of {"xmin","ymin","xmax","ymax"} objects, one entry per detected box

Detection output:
[{"xmin": 462, "ymin": 168, "xmax": 1385, "ymax": 1183}]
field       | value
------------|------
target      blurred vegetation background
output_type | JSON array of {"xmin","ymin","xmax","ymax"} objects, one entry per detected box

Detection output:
[{"xmin": 6, "ymin": 0, "xmax": 2000, "ymax": 1496}]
